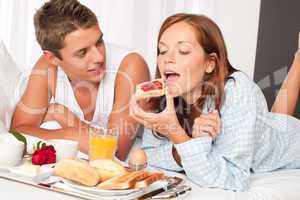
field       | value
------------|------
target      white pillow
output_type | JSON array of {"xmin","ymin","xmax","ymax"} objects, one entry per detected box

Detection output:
[
  {"xmin": 0, "ymin": 39, "xmax": 23, "ymax": 130},
  {"xmin": 0, "ymin": 40, "xmax": 21, "ymax": 98},
  {"xmin": 0, "ymin": 84, "xmax": 12, "ymax": 131}
]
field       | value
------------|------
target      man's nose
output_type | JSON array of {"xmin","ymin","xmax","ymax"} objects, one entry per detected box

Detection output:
[{"xmin": 91, "ymin": 46, "xmax": 105, "ymax": 63}]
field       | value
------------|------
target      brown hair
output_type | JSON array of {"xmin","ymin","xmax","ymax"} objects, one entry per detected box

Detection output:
[
  {"xmin": 34, "ymin": 0, "xmax": 98, "ymax": 59},
  {"xmin": 154, "ymin": 13, "xmax": 236, "ymax": 136}
]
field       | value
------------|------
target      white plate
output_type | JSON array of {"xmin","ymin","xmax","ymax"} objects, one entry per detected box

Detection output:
[
  {"xmin": 0, "ymin": 165, "xmax": 9, "ymax": 172},
  {"xmin": 8, "ymin": 164, "xmax": 54, "ymax": 183},
  {"xmin": 62, "ymin": 179, "xmax": 140, "ymax": 196}
]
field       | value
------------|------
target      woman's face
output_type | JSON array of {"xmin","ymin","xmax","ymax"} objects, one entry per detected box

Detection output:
[{"xmin": 157, "ymin": 21, "xmax": 214, "ymax": 104}]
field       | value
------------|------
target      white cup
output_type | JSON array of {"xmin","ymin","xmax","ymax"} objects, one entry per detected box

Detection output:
[
  {"xmin": 47, "ymin": 139, "xmax": 79, "ymax": 161},
  {"xmin": 0, "ymin": 134, "xmax": 24, "ymax": 167}
]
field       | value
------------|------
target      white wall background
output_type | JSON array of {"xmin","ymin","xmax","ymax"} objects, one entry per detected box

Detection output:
[
  {"xmin": 0, "ymin": 0, "xmax": 261, "ymax": 78},
  {"xmin": 214, "ymin": 0, "xmax": 261, "ymax": 78}
]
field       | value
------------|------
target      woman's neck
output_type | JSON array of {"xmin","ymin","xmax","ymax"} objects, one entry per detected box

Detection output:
[{"xmin": 182, "ymin": 86, "xmax": 202, "ymax": 105}]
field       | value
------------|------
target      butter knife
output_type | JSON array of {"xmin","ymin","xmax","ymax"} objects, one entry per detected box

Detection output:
[{"xmin": 137, "ymin": 176, "xmax": 183, "ymax": 200}]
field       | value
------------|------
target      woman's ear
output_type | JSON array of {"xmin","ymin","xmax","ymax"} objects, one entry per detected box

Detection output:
[
  {"xmin": 205, "ymin": 53, "xmax": 217, "ymax": 73},
  {"xmin": 43, "ymin": 50, "xmax": 60, "ymax": 66}
]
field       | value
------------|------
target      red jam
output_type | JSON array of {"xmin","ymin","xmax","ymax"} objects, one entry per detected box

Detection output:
[{"xmin": 141, "ymin": 80, "xmax": 163, "ymax": 92}]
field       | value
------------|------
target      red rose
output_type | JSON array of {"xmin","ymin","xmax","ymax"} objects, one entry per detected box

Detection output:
[{"xmin": 32, "ymin": 145, "xmax": 56, "ymax": 165}]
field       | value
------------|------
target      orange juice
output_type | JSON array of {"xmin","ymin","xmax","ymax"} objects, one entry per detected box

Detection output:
[{"xmin": 89, "ymin": 135, "xmax": 118, "ymax": 160}]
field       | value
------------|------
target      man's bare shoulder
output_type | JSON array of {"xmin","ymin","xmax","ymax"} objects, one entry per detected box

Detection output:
[
  {"xmin": 113, "ymin": 52, "xmax": 150, "ymax": 102},
  {"xmin": 33, "ymin": 56, "xmax": 57, "ymax": 72},
  {"xmin": 30, "ymin": 56, "xmax": 57, "ymax": 95},
  {"xmin": 118, "ymin": 52, "xmax": 149, "ymax": 76}
]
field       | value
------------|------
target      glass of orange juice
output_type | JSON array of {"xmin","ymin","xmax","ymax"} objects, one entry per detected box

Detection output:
[{"xmin": 88, "ymin": 124, "xmax": 118, "ymax": 161}]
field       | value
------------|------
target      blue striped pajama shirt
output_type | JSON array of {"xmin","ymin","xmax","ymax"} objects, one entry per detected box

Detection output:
[{"xmin": 141, "ymin": 71, "xmax": 300, "ymax": 191}]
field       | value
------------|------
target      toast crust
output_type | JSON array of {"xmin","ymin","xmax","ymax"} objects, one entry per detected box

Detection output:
[
  {"xmin": 134, "ymin": 172, "xmax": 164, "ymax": 188},
  {"xmin": 135, "ymin": 79, "xmax": 165, "ymax": 99},
  {"xmin": 96, "ymin": 171, "xmax": 150, "ymax": 190}
]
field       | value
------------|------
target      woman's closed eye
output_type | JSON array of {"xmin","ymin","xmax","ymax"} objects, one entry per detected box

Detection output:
[
  {"xmin": 158, "ymin": 49, "xmax": 168, "ymax": 55},
  {"xmin": 178, "ymin": 45, "xmax": 191, "ymax": 55},
  {"xmin": 178, "ymin": 50, "xmax": 190, "ymax": 55}
]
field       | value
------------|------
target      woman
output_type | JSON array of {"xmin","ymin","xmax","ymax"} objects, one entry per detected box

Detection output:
[{"xmin": 130, "ymin": 13, "xmax": 300, "ymax": 191}]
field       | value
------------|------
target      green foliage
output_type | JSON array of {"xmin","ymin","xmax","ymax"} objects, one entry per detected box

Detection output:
[{"xmin": 10, "ymin": 130, "xmax": 27, "ymax": 156}]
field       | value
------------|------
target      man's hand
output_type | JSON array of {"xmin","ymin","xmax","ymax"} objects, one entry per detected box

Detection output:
[{"xmin": 43, "ymin": 103, "xmax": 81, "ymax": 128}]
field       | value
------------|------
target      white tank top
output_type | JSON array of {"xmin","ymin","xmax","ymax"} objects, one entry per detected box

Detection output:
[{"xmin": 51, "ymin": 43, "xmax": 133, "ymax": 125}]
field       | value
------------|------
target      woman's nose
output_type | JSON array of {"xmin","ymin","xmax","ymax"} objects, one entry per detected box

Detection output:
[{"xmin": 164, "ymin": 51, "xmax": 175, "ymax": 64}]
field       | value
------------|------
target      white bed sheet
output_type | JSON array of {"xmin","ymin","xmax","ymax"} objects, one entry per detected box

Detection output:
[
  {"xmin": 181, "ymin": 169, "xmax": 300, "ymax": 200},
  {"xmin": 131, "ymin": 137, "xmax": 300, "ymax": 200},
  {"xmin": 10, "ymin": 123, "xmax": 300, "ymax": 200}
]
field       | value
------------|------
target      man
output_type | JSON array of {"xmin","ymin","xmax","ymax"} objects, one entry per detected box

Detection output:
[{"xmin": 11, "ymin": 0, "xmax": 150, "ymax": 160}]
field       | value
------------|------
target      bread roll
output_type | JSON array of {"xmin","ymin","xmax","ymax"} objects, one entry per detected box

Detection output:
[
  {"xmin": 54, "ymin": 159, "xmax": 100, "ymax": 186},
  {"xmin": 135, "ymin": 79, "xmax": 165, "ymax": 99},
  {"xmin": 89, "ymin": 159, "xmax": 127, "ymax": 181}
]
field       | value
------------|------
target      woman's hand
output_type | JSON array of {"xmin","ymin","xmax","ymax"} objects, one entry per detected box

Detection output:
[
  {"xmin": 130, "ymin": 88, "xmax": 189, "ymax": 143},
  {"xmin": 192, "ymin": 110, "xmax": 221, "ymax": 139}
]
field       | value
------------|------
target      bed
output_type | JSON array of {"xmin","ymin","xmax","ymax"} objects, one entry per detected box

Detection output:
[{"xmin": 1, "ymin": 39, "xmax": 300, "ymax": 200}]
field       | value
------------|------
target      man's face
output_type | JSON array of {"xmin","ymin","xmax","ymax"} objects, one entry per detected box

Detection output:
[{"xmin": 57, "ymin": 25, "xmax": 106, "ymax": 84}]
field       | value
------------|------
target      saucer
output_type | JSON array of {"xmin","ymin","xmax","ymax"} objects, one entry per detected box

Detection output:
[
  {"xmin": 0, "ymin": 165, "xmax": 9, "ymax": 172},
  {"xmin": 8, "ymin": 162, "xmax": 54, "ymax": 183}
]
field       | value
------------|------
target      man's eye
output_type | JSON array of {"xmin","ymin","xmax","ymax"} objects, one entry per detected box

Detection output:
[
  {"xmin": 77, "ymin": 50, "xmax": 86, "ymax": 57},
  {"xmin": 96, "ymin": 38, "xmax": 104, "ymax": 46}
]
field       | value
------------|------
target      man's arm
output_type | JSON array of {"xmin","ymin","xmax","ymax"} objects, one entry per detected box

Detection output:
[
  {"xmin": 10, "ymin": 57, "xmax": 89, "ymax": 152},
  {"xmin": 11, "ymin": 56, "xmax": 54, "ymax": 130},
  {"xmin": 109, "ymin": 53, "xmax": 150, "ymax": 161}
]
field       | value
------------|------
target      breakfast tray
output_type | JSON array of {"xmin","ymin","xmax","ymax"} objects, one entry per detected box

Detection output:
[{"xmin": 0, "ymin": 168, "xmax": 176, "ymax": 200}]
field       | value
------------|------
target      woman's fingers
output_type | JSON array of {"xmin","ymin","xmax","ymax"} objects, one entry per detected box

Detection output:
[
  {"xmin": 165, "ymin": 86, "xmax": 175, "ymax": 111},
  {"xmin": 130, "ymin": 94, "xmax": 159, "ymax": 124},
  {"xmin": 130, "ymin": 95, "xmax": 142, "ymax": 113},
  {"xmin": 130, "ymin": 114, "xmax": 152, "ymax": 129},
  {"xmin": 192, "ymin": 112, "xmax": 221, "ymax": 139},
  {"xmin": 201, "ymin": 111, "xmax": 221, "ymax": 131},
  {"xmin": 192, "ymin": 124, "xmax": 216, "ymax": 138},
  {"xmin": 194, "ymin": 117, "xmax": 218, "ymax": 132}
]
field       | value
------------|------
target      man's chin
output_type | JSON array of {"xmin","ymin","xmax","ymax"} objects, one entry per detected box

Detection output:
[{"xmin": 92, "ymin": 73, "xmax": 106, "ymax": 83}]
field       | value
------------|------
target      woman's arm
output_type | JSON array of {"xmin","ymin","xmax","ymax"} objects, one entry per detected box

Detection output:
[
  {"xmin": 141, "ymin": 129, "xmax": 184, "ymax": 171},
  {"xmin": 143, "ymin": 80, "xmax": 258, "ymax": 191},
  {"xmin": 272, "ymin": 50, "xmax": 300, "ymax": 115}
]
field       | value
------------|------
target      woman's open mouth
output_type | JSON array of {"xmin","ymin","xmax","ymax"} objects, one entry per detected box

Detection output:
[{"xmin": 164, "ymin": 71, "xmax": 180, "ymax": 82}]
